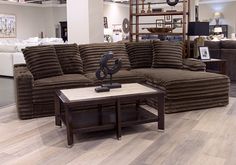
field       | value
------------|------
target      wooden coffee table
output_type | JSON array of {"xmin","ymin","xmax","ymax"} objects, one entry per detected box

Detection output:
[{"xmin": 55, "ymin": 83, "xmax": 165, "ymax": 146}]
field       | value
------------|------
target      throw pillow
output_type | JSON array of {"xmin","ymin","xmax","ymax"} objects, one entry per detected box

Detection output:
[
  {"xmin": 54, "ymin": 44, "xmax": 83, "ymax": 74},
  {"xmin": 126, "ymin": 41, "xmax": 153, "ymax": 68},
  {"xmin": 79, "ymin": 43, "xmax": 131, "ymax": 73},
  {"xmin": 152, "ymin": 41, "xmax": 183, "ymax": 68},
  {"xmin": 22, "ymin": 45, "xmax": 63, "ymax": 80}
]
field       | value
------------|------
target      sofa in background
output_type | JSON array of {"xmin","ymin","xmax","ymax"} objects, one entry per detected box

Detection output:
[
  {"xmin": 190, "ymin": 40, "xmax": 236, "ymax": 81},
  {"xmin": 0, "ymin": 37, "xmax": 64, "ymax": 77},
  {"xmin": 14, "ymin": 42, "xmax": 229, "ymax": 119}
]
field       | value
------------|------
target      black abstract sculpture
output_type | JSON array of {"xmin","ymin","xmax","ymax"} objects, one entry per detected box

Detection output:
[{"xmin": 95, "ymin": 51, "xmax": 122, "ymax": 92}]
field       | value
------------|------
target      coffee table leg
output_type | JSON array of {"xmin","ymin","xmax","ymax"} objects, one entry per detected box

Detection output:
[
  {"xmin": 98, "ymin": 104, "xmax": 103, "ymax": 125},
  {"xmin": 116, "ymin": 99, "xmax": 121, "ymax": 140},
  {"xmin": 55, "ymin": 94, "xmax": 61, "ymax": 126},
  {"xmin": 65, "ymin": 106, "xmax": 73, "ymax": 146},
  {"xmin": 157, "ymin": 94, "xmax": 165, "ymax": 131}
]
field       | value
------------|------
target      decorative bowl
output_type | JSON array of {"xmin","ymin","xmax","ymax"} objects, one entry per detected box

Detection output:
[{"xmin": 145, "ymin": 27, "xmax": 175, "ymax": 33}]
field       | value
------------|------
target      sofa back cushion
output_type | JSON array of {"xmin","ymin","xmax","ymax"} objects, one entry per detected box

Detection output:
[
  {"xmin": 152, "ymin": 41, "xmax": 183, "ymax": 68},
  {"xmin": 22, "ymin": 45, "xmax": 63, "ymax": 80},
  {"xmin": 126, "ymin": 41, "xmax": 153, "ymax": 68},
  {"xmin": 79, "ymin": 43, "xmax": 131, "ymax": 73},
  {"xmin": 220, "ymin": 41, "xmax": 236, "ymax": 49},
  {"xmin": 54, "ymin": 44, "xmax": 83, "ymax": 74}
]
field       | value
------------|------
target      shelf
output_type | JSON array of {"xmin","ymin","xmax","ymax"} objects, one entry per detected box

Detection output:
[
  {"xmin": 132, "ymin": 32, "xmax": 184, "ymax": 36},
  {"xmin": 132, "ymin": 11, "xmax": 188, "ymax": 16},
  {"xmin": 129, "ymin": 0, "xmax": 190, "ymax": 43},
  {"xmin": 131, "ymin": 0, "xmax": 187, "ymax": 6}
]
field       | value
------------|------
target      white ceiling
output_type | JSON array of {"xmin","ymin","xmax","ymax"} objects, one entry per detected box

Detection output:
[{"xmin": 1, "ymin": 0, "xmax": 236, "ymax": 5}]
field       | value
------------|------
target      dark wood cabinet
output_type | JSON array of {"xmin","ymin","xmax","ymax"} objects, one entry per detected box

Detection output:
[
  {"xmin": 209, "ymin": 25, "xmax": 228, "ymax": 38},
  {"xmin": 60, "ymin": 21, "xmax": 67, "ymax": 42}
]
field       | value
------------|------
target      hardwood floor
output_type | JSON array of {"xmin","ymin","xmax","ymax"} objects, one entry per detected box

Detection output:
[
  {"xmin": 0, "ymin": 77, "xmax": 236, "ymax": 164},
  {"xmin": 0, "ymin": 98, "xmax": 236, "ymax": 165},
  {"xmin": 0, "ymin": 77, "xmax": 14, "ymax": 107}
]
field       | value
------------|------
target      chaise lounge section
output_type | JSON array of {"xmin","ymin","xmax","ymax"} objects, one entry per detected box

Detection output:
[{"xmin": 14, "ymin": 41, "xmax": 230, "ymax": 119}]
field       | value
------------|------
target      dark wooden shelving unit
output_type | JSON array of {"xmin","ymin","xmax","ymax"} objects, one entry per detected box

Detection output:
[
  {"xmin": 129, "ymin": 0, "xmax": 190, "ymax": 42},
  {"xmin": 132, "ymin": 11, "xmax": 187, "ymax": 16}
]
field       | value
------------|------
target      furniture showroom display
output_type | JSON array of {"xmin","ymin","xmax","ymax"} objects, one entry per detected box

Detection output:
[
  {"xmin": 190, "ymin": 40, "xmax": 236, "ymax": 81},
  {"xmin": 209, "ymin": 24, "xmax": 228, "ymax": 38},
  {"xmin": 55, "ymin": 83, "xmax": 165, "ymax": 146},
  {"xmin": 201, "ymin": 58, "xmax": 227, "ymax": 75},
  {"xmin": 0, "ymin": 37, "xmax": 64, "ymax": 77},
  {"xmin": 14, "ymin": 42, "xmax": 230, "ymax": 120}
]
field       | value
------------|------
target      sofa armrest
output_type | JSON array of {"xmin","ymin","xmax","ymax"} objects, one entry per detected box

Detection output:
[
  {"xmin": 14, "ymin": 64, "xmax": 34, "ymax": 119},
  {"xmin": 182, "ymin": 58, "xmax": 206, "ymax": 71}
]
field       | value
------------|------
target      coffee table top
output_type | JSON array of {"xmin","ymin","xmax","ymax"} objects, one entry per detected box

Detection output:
[{"xmin": 58, "ymin": 83, "xmax": 162, "ymax": 102}]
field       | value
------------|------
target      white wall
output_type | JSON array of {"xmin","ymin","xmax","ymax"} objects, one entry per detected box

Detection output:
[
  {"xmin": 67, "ymin": 0, "xmax": 103, "ymax": 44},
  {"xmin": 0, "ymin": 4, "xmax": 44, "ymax": 39},
  {"xmin": 43, "ymin": 6, "xmax": 67, "ymax": 38},
  {"xmin": 103, "ymin": 3, "xmax": 129, "ymax": 29},
  {"xmin": 0, "ymin": 3, "xmax": 66, "ymax": 39},
  {"xmin": 89, "ymin": 0, "xmax": 104, "ymax": 43},
  {"xmin": 199, "ymin": 1, "xmax": 236, "ymax": 35}
]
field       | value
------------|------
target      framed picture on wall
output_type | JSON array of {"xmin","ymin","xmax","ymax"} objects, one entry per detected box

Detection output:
[
  {"xmin": 104, "ymin": 17, "xmax": 108, "ymax": 28},
  {"xmin": 165, "ymin": 23, "xmax": 172, "ymax": 28},
  {"xmin": 0, "ymin": 14, "xmax": 16, "ymax": 38},
  {"xmin": 156, "ymin": 19, "xmax": 164, "ymax": 28},
  {"xmin": 164, "ymin": 15, "xmax": 172, "ymax": 23},
  {"xmin": 199, "ymin": 46, "xmax": 210, "ymax": 60},
  {"xmin": 173, "ymin": 18, "xmax": 182, "ymax": 28}
]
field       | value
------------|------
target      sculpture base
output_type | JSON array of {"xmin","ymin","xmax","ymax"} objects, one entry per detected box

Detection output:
[
  {"xmin": 95, "ymin": 86, "xmax": 110, "ymax": 93},
  {"xmin": 102, "ymin": 83, "xmax": 122, "ymax": 89}
]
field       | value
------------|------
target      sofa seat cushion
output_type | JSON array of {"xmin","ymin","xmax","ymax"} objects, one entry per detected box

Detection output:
[
  {"xmin": 152, "ymin": 41, "xmax": 183, "ymax": 69},
  {"xmin": 133, "ymin": 68, "xmax": 229, "ymax": 99},
  {"xmin": 22, "ymin": 45, "xmax": 63, "ymax": 80},
  {"xmin": 33, "ymin": 74, "xmax": 93, "ymax": 103},
  {"xmin": 54, "ymin": 44, "xmax": 83, "ymax": 74},
  {"xmin": 79, "ymin": 43, "xmax": 131, "ymax": 73},
  {"xmin": 84, "ymin": 70, "xmax": 145, "ymax": 85},
  {"xmin": 125, "ymin": 41, "xmax": 153, "ymax": 68},
  {"xmin": 133, "ymin": 68, "xmax": 229, "ymax": 113}
]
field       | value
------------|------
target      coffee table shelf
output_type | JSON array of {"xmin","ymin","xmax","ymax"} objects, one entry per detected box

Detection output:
[{"xmin": 59, "ymin": 106, "xmax": 157, "ymax": 133}]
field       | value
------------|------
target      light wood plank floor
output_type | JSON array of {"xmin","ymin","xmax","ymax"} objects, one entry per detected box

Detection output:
[{"xmin": 0, "ymin": 98, "xmax": 236, "ymax": 165}]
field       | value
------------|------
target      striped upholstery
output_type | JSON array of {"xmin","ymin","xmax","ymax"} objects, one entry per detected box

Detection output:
[
  {"xmin": 33, "ymin": 74, "xmax": 93, "ymax": 104},
  {"xmin": 126, "ymin": 42, "xmax": 153, "ymax": 68},
  {"xmin": 85, "ymin": 70, "xmax": 145, "ymax": 85},
  {"xmin": 79, "ymin": 43, "xmax": 131, "ymax": 73},
  {"xmin": 14, "ymin": 64, "xmax": 34, "ymax": 119},
  {"xmin": 54, "ymin": 44, "xmax": 83, "ymax": 74},
  {"xmin": 23, "ymin": 45, "xmax": 63, "ymax": 80},
  {"xmin": 152, "ymin": 41, "xmax": 183, "ymax": 68},
  {"xmin": 133, "ymin": 68, "xmax": 229, "ymax": 113},
  {"xmin": 182, "ymin": 58, "xmax": 206, "ymax": 71}
]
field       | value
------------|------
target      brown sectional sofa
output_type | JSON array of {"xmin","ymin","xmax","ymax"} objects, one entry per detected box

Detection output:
[{"xmin": 14, "ymin": 41, "xmax": 230, "ymax": 119}]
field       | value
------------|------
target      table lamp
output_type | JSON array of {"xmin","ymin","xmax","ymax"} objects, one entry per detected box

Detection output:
[
  {"xmin": 188, "ymin": 22, "xmax": 209, "ymax": 58},
  {"xmin": 214, "ymin": 27, "xmax": 222, "ymax": 34},
  {"xmin": 212, "ymin": 27, "xmax": 223, "ymax": 41},
  {"xmin": 214, "ymin": 12, "xmax": 221, "ymax": 25}
]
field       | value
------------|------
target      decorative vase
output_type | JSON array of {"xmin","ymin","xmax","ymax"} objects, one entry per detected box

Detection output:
[
  {"xmin": 147, "ymin": 2, "xmax": 151, "ymax": 13},
  {"xmin": 141, "ymin": 0, "xmax": 145, "ymax": 13}
]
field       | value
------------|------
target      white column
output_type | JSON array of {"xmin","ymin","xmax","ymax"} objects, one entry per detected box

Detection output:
[
  {"xmin": 190, "ymin": 0, "xmax": 197, "ymax": 21},
  {"xmin": 67, "ymin": 0, "xmax": 104, "ymax": 44}
]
